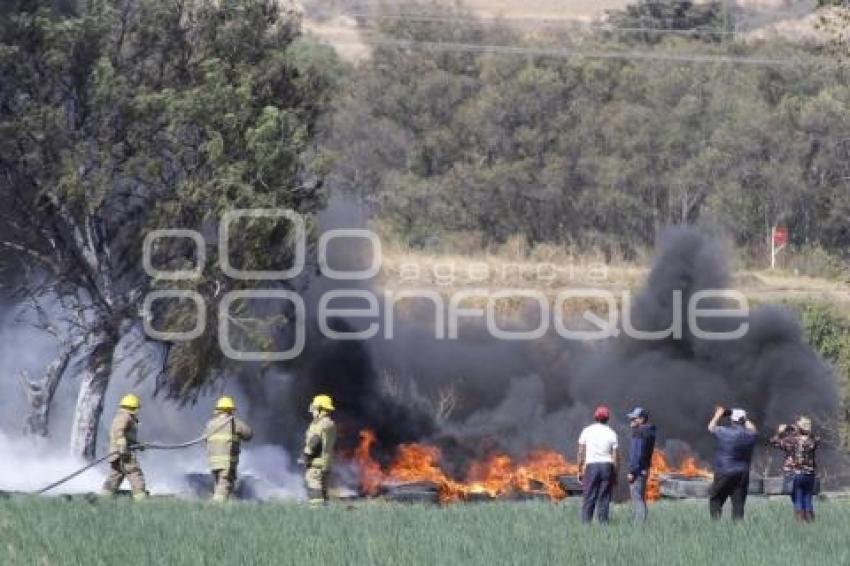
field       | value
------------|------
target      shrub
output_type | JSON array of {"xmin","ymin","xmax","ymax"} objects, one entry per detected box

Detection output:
[{"xmin": 793, "ymin": 301, "xmax": 850, "ymax": 448}]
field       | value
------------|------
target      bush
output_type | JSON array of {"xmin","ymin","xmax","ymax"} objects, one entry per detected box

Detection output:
[
  {"xmin": 793, "ymin": 301, "xmax": 850, "ymax": 447},
  {"xmin": 783, "ymin": 246, "xmax": 850, "ymax": 281}
]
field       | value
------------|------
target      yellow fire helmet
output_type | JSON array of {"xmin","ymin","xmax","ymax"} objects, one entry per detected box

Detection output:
[
  {"xmin": 216, "ymin": 396, "xmax": 236, "ymax": 412},
  {"xmin": 119, "ymin": 394, "xmax": 141, "ymax": 411},
  {"xmin": 311, "ymin": 394, "xmax": 335, "ymax": 412}
]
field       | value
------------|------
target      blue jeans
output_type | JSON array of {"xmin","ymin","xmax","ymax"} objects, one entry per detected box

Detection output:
[
  {"xmin": 581, "ymin": 463, "xmax": 615, "ymax": 523},
  {"xmin": 791, "ymin": 473, "xmax": 816, "ymax": 512},
  {"xmin": 629, "ymin": 473, "xmax": 648, "ymax": 522}
]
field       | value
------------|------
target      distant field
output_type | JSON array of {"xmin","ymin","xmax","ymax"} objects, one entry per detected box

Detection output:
[
  {"xmin": 378, "ymin": 247, "xmax": 850, "ymax": 318},
  {"xmin": 2, "ymin": 497, "xmax": 850, "ymax": 565},
  {"xmin": 303, "ymin": 0, "xmax": 826, "ymax": 60},
  {"xmin": 378, "ymin": 0, "xmax": 631, "ymax": 20},
  {"xmin": 436, "ymin": 0, "xmax": 634, "ymax": 20}
]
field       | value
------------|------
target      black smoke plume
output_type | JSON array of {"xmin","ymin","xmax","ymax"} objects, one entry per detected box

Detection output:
[{"xmin": 273, "ymin": 218, "xmax": 841, "ymax": 476}]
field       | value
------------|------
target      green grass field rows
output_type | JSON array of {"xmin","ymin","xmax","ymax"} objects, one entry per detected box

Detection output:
[{"xmin": 2, "ymin": 497, "xmax": 849, "ymax": 566}]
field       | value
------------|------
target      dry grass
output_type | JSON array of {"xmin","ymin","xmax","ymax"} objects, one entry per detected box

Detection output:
[
  {"xmin": 376, "ymin": 243, "xmax": 850, "ymax": 318},
  {"xmin": 378, "ymin": 243, "xmax": 643, "ymax": 319},
  {"xmin": 740, "ymin": 271, "xmax": 850, "ymax": 314},
  {"xmin": 303, "ymin": 15, "xmax": 371, "ymax": 61},
  {"xmin": 439, "ymin": 0, "xmax": 629, "ymax": 21}
]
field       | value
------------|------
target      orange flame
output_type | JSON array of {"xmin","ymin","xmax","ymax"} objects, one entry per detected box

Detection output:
[
  {"xmin": 355, "ymin": 430, "xmax": 383, "ymax": 496},
  {"xmin": 351, "ymin": 430, "xmax": 577, "ymax": 503},
  {"xmin": 647, "ymin": 451, "xmax": 712, "ymax": 501},
  {"xmin": 352, "ymin": 430, "xmax": 711, "ymax": 503}
]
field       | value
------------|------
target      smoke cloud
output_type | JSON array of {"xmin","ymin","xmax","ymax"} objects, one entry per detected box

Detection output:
[
  {"xmin": 297, "ymin": 219, "xmax": 842, "ymax": 477},
  {"xmin": 1, "ymin": 200, "xmax": 842, "ymax": 497},
  {"xmin": 0, "ymin": 318, "xmax": 304, "ymax": 497}
]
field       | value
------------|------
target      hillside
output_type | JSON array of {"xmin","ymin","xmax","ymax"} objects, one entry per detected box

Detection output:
[{"xmin": 301, "ymin": 0, "xmax": 830, "ymax": 61}]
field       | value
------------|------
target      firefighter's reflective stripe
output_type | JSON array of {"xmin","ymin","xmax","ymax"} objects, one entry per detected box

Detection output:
[
  {"xmin": 208, "ymin": 433, "xmax": 234, "ymax": 441},
  {"xmin": 209, "ymin": 456, "xmax": 232, "ymax": 467}
]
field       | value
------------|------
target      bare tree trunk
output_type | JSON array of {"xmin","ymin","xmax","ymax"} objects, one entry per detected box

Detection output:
[
  {"xmin": 21, "ymin": 343, "xmax": 77, "ymax": 437},
  {"xmin": 70, "ymin": 328, "xmax": 118, "ymax": 460}
]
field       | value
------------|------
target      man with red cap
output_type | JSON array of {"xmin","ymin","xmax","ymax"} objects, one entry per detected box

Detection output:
[{"xmin": 577, "ymin": 405, "xmax": 619, "ymax": 523}]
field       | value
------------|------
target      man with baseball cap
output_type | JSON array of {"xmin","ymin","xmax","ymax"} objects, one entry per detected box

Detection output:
[
  {"xmin": 626, "ymin": 407, "xmax": 656, "ymax": 522},
  {"xmin": 577, "ymin": 405, "xmax": 619, "ymax": 523},
  {"xmin": 707, "ymin": 405, "xmax": 757, "ymax": 520}
]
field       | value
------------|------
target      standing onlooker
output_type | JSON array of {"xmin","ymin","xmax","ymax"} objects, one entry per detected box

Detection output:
[
  {"xmin": 626, "ymin": 407, "xmax": 656, "ymax": 523},
  {"xmin": 577, "ymin": 405, "xmax": 619, "ymax": 524},
  {"xmin": 707, "ymin": 406, "xmax": 757, "ymax": 521},
  {"xmin": 770, "ymin": 416, "xmax": 820, "ymax": 523}
]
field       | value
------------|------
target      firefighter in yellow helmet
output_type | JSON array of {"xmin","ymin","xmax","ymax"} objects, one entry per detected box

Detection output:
[
  {"xmin": 205, "ymin": 396, "xmax": 253, "ymax": 502},
  {"xmin": 102, "ymin": 394, "xmax": 147, "ymax": 501},
  {"xmin": 302, "ymin": 394, "xmax": 337, "ymax": 505}
]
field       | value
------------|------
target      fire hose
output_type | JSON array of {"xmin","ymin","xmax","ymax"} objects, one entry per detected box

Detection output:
[{"xmin": 36, "ymin": 416, "xmax": 234, "ymax": 495}]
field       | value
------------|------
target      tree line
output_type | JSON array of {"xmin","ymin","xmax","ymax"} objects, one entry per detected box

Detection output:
[{"xmin": 329, "ymin": 1, "xmax": 850, "ymax": 261}]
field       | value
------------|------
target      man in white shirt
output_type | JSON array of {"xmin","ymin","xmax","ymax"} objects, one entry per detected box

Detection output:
[{"xmin": 577, "ymin": 405, "xmax": 619, "ymax": 523}]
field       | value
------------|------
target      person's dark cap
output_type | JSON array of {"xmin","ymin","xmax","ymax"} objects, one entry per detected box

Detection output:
[{"xmin": 626, "ymin": 407, "xmax": 648, "ymax": 420}]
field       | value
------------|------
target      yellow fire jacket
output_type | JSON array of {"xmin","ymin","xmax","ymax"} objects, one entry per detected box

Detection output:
[
  {"xmin": 205, "ymin": 413, "xmax": 254, "ymax": 471},
  {"xmin": 303, "ymin": 415, "xmax": 337, "ymax": 472},
  {"xmin": 108, "ymin": 408, "xmax": 139, "ymax": 463}
]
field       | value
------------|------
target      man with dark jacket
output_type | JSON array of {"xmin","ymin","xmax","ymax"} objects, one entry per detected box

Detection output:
[
  {"xmin": 707, "ymin": 406, "xmax": 757, "ymax": 521},
  {"xmin": 626, "ymin": 407, "xmax": 656, "ymax": 522}
]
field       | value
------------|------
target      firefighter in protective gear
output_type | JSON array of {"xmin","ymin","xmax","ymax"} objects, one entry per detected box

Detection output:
[
  {"xmin": 302, "ymin": 394, "xmax": 337, "ymax": 505},
  {"xmin": 102, "ymin": 394, "xmax": 147, "ymax": 500},
  {"xmin": 205, "ymin": 396, "xmax": 253, "ymax": 502}
]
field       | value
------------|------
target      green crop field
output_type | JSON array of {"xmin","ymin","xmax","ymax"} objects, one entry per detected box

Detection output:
[{"xmin": 2, "ymin": 497, "xmax": 849, "ymax": 566}]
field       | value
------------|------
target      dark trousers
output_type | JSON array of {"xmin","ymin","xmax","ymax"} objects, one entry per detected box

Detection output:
[
  {"xmin": 791, "ymin": 473, "xmax": 816, "ymax": 512},
  {"xmin": 581, "ymin": 463, "xmax": 615, "ymax": 523},
  {"xmin": 709, "ymin": 470, "xmax": 749, "ymax": 520}
]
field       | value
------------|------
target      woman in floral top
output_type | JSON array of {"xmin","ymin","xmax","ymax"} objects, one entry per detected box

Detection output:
[{"xmin": 770, "ymin": 416, "xmax": 820, "ymax": 523}]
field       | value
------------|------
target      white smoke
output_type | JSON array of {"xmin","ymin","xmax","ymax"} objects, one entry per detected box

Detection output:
[
  {"xmin": 0, "ymin": 432, "xmax": 97, "ymax": 493},
  {"xmin": 0, "ymin": 304, "xmax": 305, "ymax": 499}
]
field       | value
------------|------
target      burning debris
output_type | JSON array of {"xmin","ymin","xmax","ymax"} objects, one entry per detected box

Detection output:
[
  {"xmin": 353, "ymin": 428, "xmax": 577, "ymax": 503},
  {"xmin": 648, "ymin": 452, "xmax": 713, "ymax": 501},
  {"xmin": 349, "ymin": 429, "xmax": 714, "ymax": 504},
  {"xmin": 283, "ymin": 225, "xmax": 842, "ymax": 510}
]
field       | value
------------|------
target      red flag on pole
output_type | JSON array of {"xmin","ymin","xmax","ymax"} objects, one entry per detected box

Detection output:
[{"xmin": 773, "ymin": 226, "xmax": 788, "ymax": 248}]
